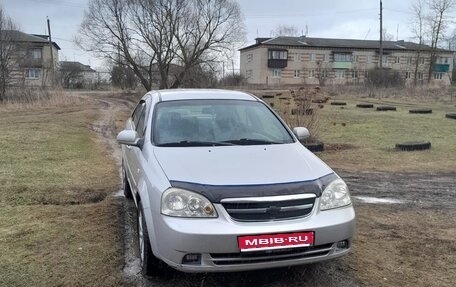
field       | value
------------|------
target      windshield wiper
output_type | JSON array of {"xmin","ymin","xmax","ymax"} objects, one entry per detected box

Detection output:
[
  {"xmin": 222, "ymin": 138, "xmax": 283, "ymax": 145},
  {"xmin": 157, "ymin": 140, "xmax": 235, "ymax": 147}
]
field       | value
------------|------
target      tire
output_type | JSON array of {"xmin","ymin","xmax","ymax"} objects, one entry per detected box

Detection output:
[
  {"xmin": 137, "ymin": 202, "xmax": 165, "ymax": 277},
  {"xmin": 356, "ymin": 103, "xmax": 374, "ymax": 108},
  {"xmin": 376, "ymin": 106, "xmax": 396, "ymax": 111},
  {"xmin": 395, "ymin": 141, "xmax": 431, "ymax": 151},
  {"xmin": 122, "ymin": 169, "xmax": 133, "ymax": 200},
  {"xmin": 303, "ymin": 141, "xmax": 324, "ymax": 152},
  {"xmin": 409, "ymin": 109, "xmax": 432, "ymax": 114},
  {"xmin": 445, "ymin": 113, "xmax": 456, "ymax": 119},
  {"xmin": 330, "ymin": 101, "xmax": 347, "ymax": 106}
]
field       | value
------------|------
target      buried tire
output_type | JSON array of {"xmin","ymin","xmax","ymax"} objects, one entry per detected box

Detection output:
[
  {"xmin": 330, "ymin": 101, "xmax": 347, "ymax": 106},
  {"xmin": 303, "ymin": 141, "xmax": 324, "ymax": 152},
  {"xmin": 395, "ymin": 141, "xmax": 431, "ymax": 151},
  {"xmin": 138, "ymin": 202, "xmax": 166, "ymax": 277},
  {"xmin": 409, "ymin": 109, "xmax": 432, "ymax": 114},
  {"xmin": 445, "ymin": 113, "xmax": 456, "ymax": 119},
  {"xmin": 377, "ymin": 106, "xmax": 396, "ymax": 111},
  {"xmin": 356, "ymin": 103, "xmax": 374, "ymax": 108}
]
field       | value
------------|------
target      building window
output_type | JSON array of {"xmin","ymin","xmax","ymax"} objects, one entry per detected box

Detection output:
[
  {"xmin": 323, "ymin": 54, "xmax": 329, "ymax": 62},
  {"xmin": 352, "ymin": 70, "xmax": 358, "ymax": 79},
  {"xmin": 272, "ymin": 69, "xmax": 282, "ymax": 78},
  {"xmin": 405, "ymin": 71, "xmax": 412, "ymax": 79},
  {"xmin": 335, "ymin": 70, "xmax": 345, "ymax": 78},
  {"xmin": 437, "ymin": 57, "xmax": 449, "ymax": 64},
  {"xmin": 367, "ymin": 55, "xmax": 372, "ymax": 63},
  {"xmin": 246, "ymin": 53, "xmax": 253, "ymax": 63},
  {"xmin": 382, "ymin": 55, "xmax": 388, "ymax": 64},
  {"xmin": 353, "ymin": 55, "xmax": 359, "ymax": 63},
  {"xmin": 294, "ymin": 70, "xmax": 300, "ymax": 78},
  {"xmin": 309, "ymin": 53, "xmax": 315, "ymax": 62},
  {"xmin": 394, "ymin": 56, "xmax": 400, "ymax": 64},
  {"xmin": 294, "ymin": 53, "xmax": 301, "ymax": 62},
  {"xmin": 417, "ymin": 72, "xmax": 423, "ymax": 80},
  {"xmin": 334, "ymin": 53, "xmax": 352, "ymax": 62},
  {"xmin": 407, "ymin": 57, "xmax": 414, "ymax": 65},
  {"xmin": 320, "ymin": 69, "xmax": 328, "ymax": 78},
  {"xmin": 31, "ymin": 49, "xmax": 42, "ymax": 59},
  {"xmin": 25, "ymin": 68, "xmax": 41, "ymax": 79},
  {"xmin": 308, "ymin": 70, "xmax": 314, "ymax": 78},
  {"xmin": 246, "ymin": 69, "xmax": 253, "ymax": 79},
  {"xmin": 364, "ymin": 70, "xmax": 369, "ymax": 78},
  {"xmin": 419, "ymin": 57, "xmax": 425, "ymax": 64},
  {"xmin": 268, "ymin": 50, "xmax": 288, "ymax": 60},
  {"xmin": 433, "ymin": 73, "xmax": 443, "ymax": 80}
]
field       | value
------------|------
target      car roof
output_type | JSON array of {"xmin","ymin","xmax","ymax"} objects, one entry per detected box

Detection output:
[{"xmin": 150, "ymin": 89, "xmax": 258, "ymax": 102}]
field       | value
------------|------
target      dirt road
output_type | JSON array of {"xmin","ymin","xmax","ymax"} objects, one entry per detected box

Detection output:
[{"xmin": 89, "ymin": 92, "xmax": 455, "ymax": 287}]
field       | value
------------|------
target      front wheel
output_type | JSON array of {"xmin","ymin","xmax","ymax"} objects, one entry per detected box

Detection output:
[{"xmin": 137, "ymin": 202, "xmax": 165, "ymax": 277}]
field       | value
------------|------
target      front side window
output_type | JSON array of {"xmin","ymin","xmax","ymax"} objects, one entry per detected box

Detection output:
[{"xmin": 153, "ymin": 100, "xmax": 294, "ymax": 146}]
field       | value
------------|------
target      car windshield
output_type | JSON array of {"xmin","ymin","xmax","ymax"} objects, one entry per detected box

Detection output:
[{"xmin": 153, "ymin": 99, "xmax": 294, "ymax": 147}]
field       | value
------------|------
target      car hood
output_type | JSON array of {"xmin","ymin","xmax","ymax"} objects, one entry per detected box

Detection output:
[{"xmin": 153, "ymin": 143, "xmax": 333, "ymax": 185}]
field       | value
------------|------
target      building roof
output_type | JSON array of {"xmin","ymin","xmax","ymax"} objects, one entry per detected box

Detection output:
[
  {"xmin": 240, "ymin": 36, "xmax": 452, "ymax": 53},
  {"xmin": 60, "ymin": 61, "xmax": 96, "ymax": 73},
  {"xmin": 0, "ymin": 30, "xmax": 61, "ymax": 50}
]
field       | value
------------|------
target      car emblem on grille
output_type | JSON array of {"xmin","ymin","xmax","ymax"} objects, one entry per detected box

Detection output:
[{"xmin": 266, "ymin": 206, "xmax": 282, "ymax": 217}]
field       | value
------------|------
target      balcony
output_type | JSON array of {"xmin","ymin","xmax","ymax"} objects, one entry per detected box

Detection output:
[
  {"xmin": 432, "ymin": 64, "xmax": 450, "ymax": 73},
  {"xmin": 332, "ymin": 62, "xmax": 352, "ymax": 69},
  {"xmin": 268, "ymin": 59, "xmax": 288, "ymax": 69}
]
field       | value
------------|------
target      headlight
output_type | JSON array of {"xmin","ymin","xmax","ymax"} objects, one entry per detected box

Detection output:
[
  {"xmin": 320, "ymin": 178, "xmax": 352, "ymax": 210},
  {"xmin": 161, "ymin": 188, "xmax": 218, "ymax": 218}
]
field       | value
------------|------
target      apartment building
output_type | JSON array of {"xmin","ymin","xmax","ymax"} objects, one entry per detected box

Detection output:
[
  {"xmin": 4, "ymin": 30, "xmax": 60, "ymax": 87},
  {"xmin": 240, "ymin": 36, "xmax": 454, "ymax": 86}
]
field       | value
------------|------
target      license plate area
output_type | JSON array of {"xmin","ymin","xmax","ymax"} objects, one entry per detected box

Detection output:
[{"xmin": 238, "ymin": 231, "xmax": 314, "ymax": 252}]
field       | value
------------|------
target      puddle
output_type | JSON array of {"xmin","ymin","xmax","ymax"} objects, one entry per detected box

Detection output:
[
  {"xmin": 113, "ymin": 190, "xmax": 125, "ymax": 198},
  {"xmin": 353, "ymin": 196, "xmax": 405, "ymax": 204}
]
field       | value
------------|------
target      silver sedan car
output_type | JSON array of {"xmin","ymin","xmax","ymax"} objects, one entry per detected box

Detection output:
[{"xmin": 117, "ymin": 89, "xmax": 355, "ymax": 276}]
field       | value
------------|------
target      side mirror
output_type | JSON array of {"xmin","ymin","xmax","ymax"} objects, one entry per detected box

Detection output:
[
  {"xmin": 292, "ymin": 127, "xmax": 310, "ymax": 141},
  {"xmin": 117, "ymin": 130, "xmax": 141, "ymax": 146}
]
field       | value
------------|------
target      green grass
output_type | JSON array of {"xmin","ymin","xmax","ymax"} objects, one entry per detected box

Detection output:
[
  {"xmin": 317, "ymin": 98, "xmax": 456, "ymax": 172},
  {"xmin": 0, "ymin": 104, "xmax": 122, "ymax": 286}
]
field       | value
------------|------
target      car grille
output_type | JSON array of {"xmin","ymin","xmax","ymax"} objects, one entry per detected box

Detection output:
[
  {"xmin": 210, "ymin": 243, "xmax": 333, "ymax": 265},
  {"xmin": 221, "ymin": 197, "xmax": 316, "ymax": 221}
]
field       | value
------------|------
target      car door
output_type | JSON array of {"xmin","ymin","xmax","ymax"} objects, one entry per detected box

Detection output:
[
  {"xmin": 128, "ymin": 100, "xmax": 148, "ymax": 196},
  {"xmin": 124, "ymin": 100, "xmax": 146, "ymax": 194}
]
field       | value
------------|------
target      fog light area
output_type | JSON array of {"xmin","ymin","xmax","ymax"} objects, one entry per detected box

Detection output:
[{"xmin": 182, "ymin": 254, "xmax": 202, "ymax": 265}]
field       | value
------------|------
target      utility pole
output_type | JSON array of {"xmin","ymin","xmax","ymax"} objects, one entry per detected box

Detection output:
[
  {"xmin": 379, "ymin": 0, "xmax": 383, "ymax": 69},
  {"xmin": 47, "ymin": 17, "xmax": 55, "ymax": 85}
]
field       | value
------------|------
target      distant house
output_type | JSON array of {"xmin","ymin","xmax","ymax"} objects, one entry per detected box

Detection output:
[
  {"xmin": 240, "ymin": 36, "xmax": 454, "ymax": 86},
  {"xmin": 59, "ymin": 61, "xmax": 97, "ymax": 88},
  {"xmin": 3, "ymin": 30, "xmax": 60, "ymax": 87}
]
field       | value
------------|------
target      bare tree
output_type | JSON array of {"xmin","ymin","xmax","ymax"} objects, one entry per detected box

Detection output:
[
  {"xmin": 410, "ymin": 0, "xmax": 426, "ymax": 86},
  {"xmin": 425, "ymin": 0, "xmax": 455, "ymax": 82},
  {"xmin": 270, "ymin": 25, "xmax": 300, "ymax": 37},
  {"xmin": 77, "ymin": 0, "xmax": 245, "ymax": 90},
  {"xmin": 0, "ymin": 7, "xmax": 18, "ymax": 101}
]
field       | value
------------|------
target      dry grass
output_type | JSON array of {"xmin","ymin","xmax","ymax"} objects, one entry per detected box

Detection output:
[
  {"xmin": 0, "ymin": 95, "xmax": 123, "ymax": 286},
  {"xmin": 350, "ymin": 205, "xmax": 456, "ymax": 287}
]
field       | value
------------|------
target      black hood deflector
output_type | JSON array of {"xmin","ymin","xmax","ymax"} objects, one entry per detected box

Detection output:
[{"xmin": 169, "ymin": 173, "xmax": 338, "ymax": 203}]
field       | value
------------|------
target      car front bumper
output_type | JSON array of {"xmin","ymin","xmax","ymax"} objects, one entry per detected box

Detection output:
[{"xmin": 149, "ymin": 202, "xmax": 355, "ymax": 273}]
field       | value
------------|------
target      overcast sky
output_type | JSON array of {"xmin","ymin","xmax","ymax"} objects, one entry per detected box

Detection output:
[{"xmin": 1, "ymin": 0, "xmax": 451, "ymax": 70}]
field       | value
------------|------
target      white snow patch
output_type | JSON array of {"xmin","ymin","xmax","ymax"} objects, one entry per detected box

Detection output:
[{"xmin": 353, "ymin": 196, "xmax": 405, "ymax": 204}]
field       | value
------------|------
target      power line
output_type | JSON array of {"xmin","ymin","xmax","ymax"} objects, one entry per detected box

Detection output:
[{"xmin": 245, "ymin": 8, "xmax": 377, "ymax": 19}]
